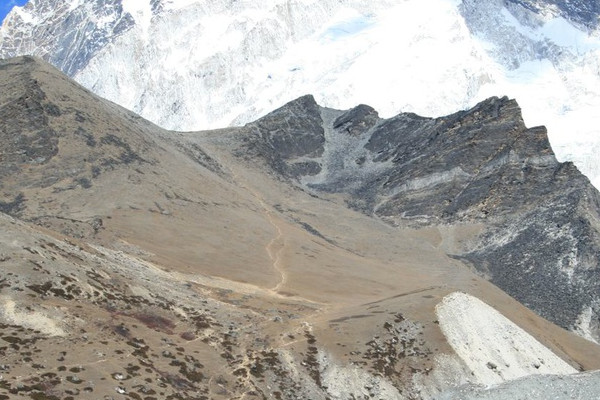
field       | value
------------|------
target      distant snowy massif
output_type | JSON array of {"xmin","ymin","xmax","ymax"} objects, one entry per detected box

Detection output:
[{"xmin": 1, "ymin": 0, "xmax": 599, "ymax": 187}]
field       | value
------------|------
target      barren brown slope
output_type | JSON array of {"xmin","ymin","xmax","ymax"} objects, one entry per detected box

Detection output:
[{"xmin": 1, "ymin": 56, "xmax": 600, "ymax": 399}]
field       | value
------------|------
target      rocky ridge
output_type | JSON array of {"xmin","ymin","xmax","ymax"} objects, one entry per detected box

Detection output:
[{"xmin": 2, "ymin": 0, "xmax": 600, "ymax": 193}]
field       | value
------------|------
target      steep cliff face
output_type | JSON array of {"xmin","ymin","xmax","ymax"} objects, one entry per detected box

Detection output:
[{"xmin": 239, "ymin": 94, "xmax": 600, "ymax": 343}]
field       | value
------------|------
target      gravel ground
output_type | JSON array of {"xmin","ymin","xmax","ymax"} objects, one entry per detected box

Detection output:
[{"xmin": 438, "ymin": 370, "xmax": 600, "ymax": 400}]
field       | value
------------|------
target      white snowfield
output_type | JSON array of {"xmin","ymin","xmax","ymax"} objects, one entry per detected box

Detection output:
[
  {"xmin": 436, "ymin": 292, "xmax": 577, "ymax": 386},
  {"xmin": 2, "ymin": 0, "xmax": 600, "ymax": 189}
]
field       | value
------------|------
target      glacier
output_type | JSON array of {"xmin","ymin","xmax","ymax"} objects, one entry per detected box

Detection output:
[{"xmin": 1, "ymin": 0, "xmax": 599, "ymax": 188}]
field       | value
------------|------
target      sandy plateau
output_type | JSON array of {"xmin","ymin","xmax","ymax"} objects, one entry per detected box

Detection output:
[{"xmin": 0, "ymin": 56, "xmax": 600, "ymax": 399}]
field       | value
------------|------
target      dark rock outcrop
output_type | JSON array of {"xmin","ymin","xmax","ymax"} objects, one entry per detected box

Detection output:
[
  {"xmin": 242, "ymin": 94, "xmax": 325, "ymax": 178},
  {"xmin": 0, "ymin": 56, "xmax": 157, "ymax": 219}
]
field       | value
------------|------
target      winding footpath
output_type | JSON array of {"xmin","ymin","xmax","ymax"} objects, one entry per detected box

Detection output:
[{"xmin": 221, "ymin": 161, "xmax": 288, "ymax": 293}]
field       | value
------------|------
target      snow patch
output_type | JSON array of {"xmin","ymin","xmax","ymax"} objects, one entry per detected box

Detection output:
[
  {"xmin": 320, "ymin": 8, "xmax": 375, "ymax": 41},
  {"xmin": 11, "ymin": 5, "xmax": 36, "ymax": 25},
  {"xmin": 436, "ymin": 292, "xmax": 577, "ymax": 386},
  {"xmin": 67, "ymin": 0, "xmax": 85, "ymax": 12},
  {"xmin": 500, "ymin": 7, "xmax": 600, "ymax": 53},
  {"xmin": 121, "ymin": 0, "xmax": 152, "ymax": 36},
  {"xmin": 163, "ymin": 0, "xmax": 205, "ymax": 11}
]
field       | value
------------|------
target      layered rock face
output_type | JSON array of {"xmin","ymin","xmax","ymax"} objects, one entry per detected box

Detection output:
[{"xmin": 240, "ymin": 94, "xmax": 600, "ymax": 343}]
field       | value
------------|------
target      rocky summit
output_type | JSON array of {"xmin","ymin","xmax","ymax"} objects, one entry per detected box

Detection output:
[{"xmin": 2, "ymin": 56, "xmax": 600, "ymax": 399}]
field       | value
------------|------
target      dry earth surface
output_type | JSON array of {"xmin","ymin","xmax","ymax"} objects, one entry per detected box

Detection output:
[{"xmin": 1, "ymin": 56, "xmax": 600, "ymax": 399}]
